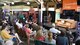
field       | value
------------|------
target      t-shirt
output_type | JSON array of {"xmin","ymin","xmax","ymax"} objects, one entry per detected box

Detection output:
[
  {"xmin": 25, "ymin": 28, "xmax": 32, "ymax": 34},
  {"xmin": 50, "ymin": 28, "xmax": 61, "ymax": 34},
  {"xmin": 36, "ymin": 36, "xmax": 45, "ymax": 41},
  {"xmin": 16, "ymin": 22, "xmax": 23, "ymax": 29},
  {"xmin": 24, "ymin": 27, "xmax": 32, "ymax": 37},
  {"xmin": 0, "ymin": 30, "xmax": 12, "ymax": 41},
  {"xmin": 45, "ymin": 38, "xmax": 56, "ymax": 45}
]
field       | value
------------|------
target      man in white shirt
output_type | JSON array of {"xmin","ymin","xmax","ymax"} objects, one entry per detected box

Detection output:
[
  {"xmin": 49, "ymin": 23, "xmax": 61, "ymax": 34},
  {"xmin": 16, "ymin": 21, "xmax": 23, "ymax": 29}
]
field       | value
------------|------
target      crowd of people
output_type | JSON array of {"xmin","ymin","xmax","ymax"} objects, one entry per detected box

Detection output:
[{"xmin": 0, "ymin": 8, "xmax": 80, "ymax": 45}]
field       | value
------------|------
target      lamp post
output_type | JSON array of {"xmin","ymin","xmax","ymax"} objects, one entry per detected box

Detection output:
[{"xmin": 35, "ymin": 0, "xmax": 42, "ymax": 25}]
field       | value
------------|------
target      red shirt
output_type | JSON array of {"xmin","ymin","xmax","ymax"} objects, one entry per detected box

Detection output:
[
  {"xmin": 36, "ymin": 36, "xmax": 45, "ymax": 41},
  {"xmin": 24, "ymin": 26, "xmax": 32, "ymax": 37}
]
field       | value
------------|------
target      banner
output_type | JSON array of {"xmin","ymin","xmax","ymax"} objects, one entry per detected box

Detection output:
[{"xmin": 63, "ymin": 0, "xmax": 77, "ymax": 10}]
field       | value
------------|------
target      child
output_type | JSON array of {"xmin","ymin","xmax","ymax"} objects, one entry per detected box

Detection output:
[{"xmin": 45, "ymin": 31, "xmax": 56, "ymax": 45}]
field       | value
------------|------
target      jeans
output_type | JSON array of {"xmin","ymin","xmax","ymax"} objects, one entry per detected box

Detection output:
[{"xmin": 0, "ymin": 36, "xmax": 5, "ymax": 45}]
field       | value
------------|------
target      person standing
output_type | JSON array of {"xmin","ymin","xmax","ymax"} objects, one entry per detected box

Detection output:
[
  {"xmin": 0, "ymin": 25, "xmax": 14, "ymax": 45},
  {"xmin": 56, "ymin": 30, "xmax": 69, "ymax": 45},
  {"xmin": 24, "ymin": 24, "xmax": 32, "ymax": 45}
]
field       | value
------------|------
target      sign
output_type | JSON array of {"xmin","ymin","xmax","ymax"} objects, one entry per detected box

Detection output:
[{"xmin": 63, "ymin": 0, "xmax": 77, "ymax": 10}]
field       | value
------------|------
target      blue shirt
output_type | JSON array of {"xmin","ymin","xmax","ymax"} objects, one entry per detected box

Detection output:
[{"xmin": 56, "ymin": 36, "xmax": 68, "ymax": 45}]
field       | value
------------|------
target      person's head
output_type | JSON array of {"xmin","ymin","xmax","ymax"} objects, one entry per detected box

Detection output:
[
  {"xmin": 37, "ymin": 26, "xmax": 42, "ymax": 31},
  {"xmin": 19, "ymin": 20, "xmax": 22, "ymax": 23},
  {"xmin": 52, "ymin": 23, "xmax": 55, "ymax": 28},
  {"xmin": 1, "ymin": 25, "xmax": 5, "ymax": 31},
  {"xmin": 32, "ymin": 24, "xmax": 37, "ymax": 31},
  {"xmin": 36, "ymin": 30, "xmax": 43, "ymax": 38},
  {"xmin": 25, "ymin": 24, "xmax": 29, "ymax": 28},
  {"xmin": 1, "ymin": 24, "xmax": 10, "ymax": 31},
  {"xmin": 48, "ymin": 31, "xmax": 53, "ymax": 41},
  {"xmin": 36, "ymin": 27, "xmax": 43, "ymax": 39},
  {"xmin": 13, "ymin": 12, "xmax": 16, "ymax": 15}
]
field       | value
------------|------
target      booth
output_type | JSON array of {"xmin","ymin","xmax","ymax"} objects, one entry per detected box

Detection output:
[{"xmin": 55, "ymin": 19, "xmax": 77, "ymax": 29}]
